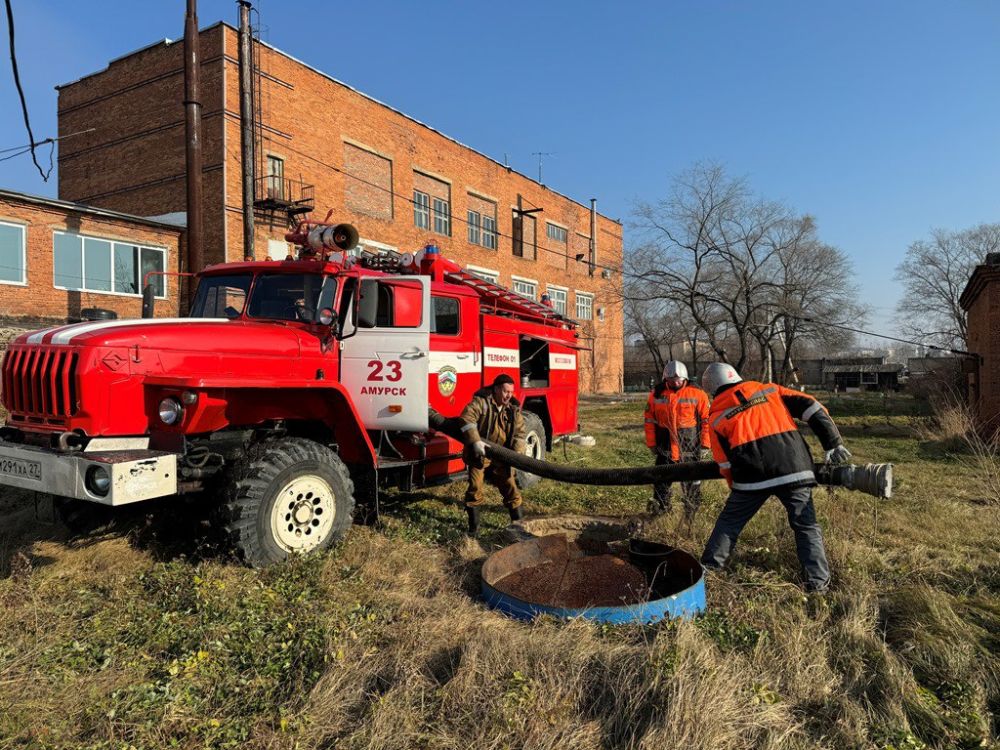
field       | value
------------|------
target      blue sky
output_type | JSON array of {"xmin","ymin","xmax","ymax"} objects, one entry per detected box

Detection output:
[{"xmin": 2, "ymin": 1, "xmax": 999, "ymax": 336}]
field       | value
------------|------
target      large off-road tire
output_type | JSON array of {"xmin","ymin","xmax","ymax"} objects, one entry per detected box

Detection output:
[
  {"xmin": 223, "ymin": 438, "xmax": 355, "ymax": 567},
  {"xmin": 515, "ymin": 412, "xmax": 547, "ymax": 490}
]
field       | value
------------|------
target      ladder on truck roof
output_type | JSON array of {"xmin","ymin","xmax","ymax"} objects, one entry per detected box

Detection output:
[
  {"xmin": 356, "ymin": 248, "xmax": 573, "ymax": 327},
  {"xmin": 442, "ymin": 267, "xmax": 573, "ymax": 326}
]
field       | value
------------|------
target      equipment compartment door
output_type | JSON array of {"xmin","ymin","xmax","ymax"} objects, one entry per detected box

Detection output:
[{"xmin": 340, "ymin": 276, "xmax": 430, "ymax": 431}]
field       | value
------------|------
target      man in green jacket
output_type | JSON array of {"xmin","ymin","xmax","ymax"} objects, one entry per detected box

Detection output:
[{"xmin": 459, "ymin": 374, "xmax": 527, "ymax": 535}]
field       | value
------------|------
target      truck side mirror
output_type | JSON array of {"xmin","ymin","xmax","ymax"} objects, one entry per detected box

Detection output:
[
  {"xmin": 357, "ymin": 279, "xmax": 379, "ymax": 328},
  {"xmin": 141, "ymin": 284, "xmax": 155, "ymax": 318}
]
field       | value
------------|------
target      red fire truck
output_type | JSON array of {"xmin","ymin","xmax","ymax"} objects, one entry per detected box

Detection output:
[{"xmin": 0, "ymin": 222, "xmax": 582, "ymax": 564}]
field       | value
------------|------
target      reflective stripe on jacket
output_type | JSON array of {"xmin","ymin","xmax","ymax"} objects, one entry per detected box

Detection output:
[
  {"xmin": 644, "ymin": 382, "xmax": 711, "ymax": 460},
  {"xmin": 708, "ymin": 381, "xmax": 843, "ymax": 491}
]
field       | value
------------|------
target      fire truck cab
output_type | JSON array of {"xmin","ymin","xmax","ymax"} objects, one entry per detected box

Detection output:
[{"xmin": 0, "ymin": 222, "xmax": 581, "ymax": 565}]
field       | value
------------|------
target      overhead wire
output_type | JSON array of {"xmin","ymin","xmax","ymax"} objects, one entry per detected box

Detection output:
[{"xmin": 3, "ymin": 0, "xmax": 50, "ymax": 180}]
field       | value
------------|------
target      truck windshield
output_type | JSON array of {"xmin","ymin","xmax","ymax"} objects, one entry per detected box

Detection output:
[
  {"xmin": 190, "ymin": 274, "xmax": 252, "ymax": 319},
  {"xmin": 246, "ymin": 274, "xmax": 335, "ymax": 322}
]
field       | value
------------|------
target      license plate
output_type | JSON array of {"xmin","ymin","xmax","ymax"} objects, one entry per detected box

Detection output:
[{"xmin": 0, "ymin": 456, "xmax": 42, "ymax": 481}]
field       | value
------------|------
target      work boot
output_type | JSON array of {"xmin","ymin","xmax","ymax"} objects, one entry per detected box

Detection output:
[
  {"xmin": 646, "ymin": 498, "xmax": 670, "ymax": 516},
  {"xmin": 466, "ymin": 506, "xmax": 481, "ymax": 536},
  {"xmin": 509, "ymin": 505, "xmax": 525, "ymax": 522}
]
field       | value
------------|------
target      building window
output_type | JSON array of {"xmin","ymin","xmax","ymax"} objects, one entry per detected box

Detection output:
[
  {"xmin": 414, "ymin": 171, "xmax": 451, "ymax": 236},
  {"xmin": 547, "ymin": 222, "xmax": 568, "ymax": 243},
  {"xmin": 467, "ymin": 265, "xmax": 499, "ymax": 285},
  {"xmin": 467, "ymin": 193, "xmax": 498, "ymax": 250},
  {"xmin": 433, "ymin": 197, "xmax": 451, "ymax": 235},
  {"xmin": 414, "ymin": 190, "xmax": 430, "ymax": 229},
  {"xmin": 54, "ymin": 231, "xmax": 166, "ymax": 298},
  {"xmin": 575, "ymin": 291, "xmax": 593, "ymax": 320},
  {"xmin": 482, "ymin": 215, "xmax": 497, "ymax": 249},
  {"xmin": 266, "ymin": 155, "xmax": 285, "ymax": 200},
  {"xmin": 0, "ymin": 221, "xmax": 26, "ymax": 285},
  {"xmin": 547, "ymin": 286, "xmax": 567, "ymax": 315},
  {"xmin": 512, "ymin": 276, "xmax": 537, "ymax": 300},
  {"xmin": 467, "ymin": 210, "xmax": 481, "ymax": 244}
]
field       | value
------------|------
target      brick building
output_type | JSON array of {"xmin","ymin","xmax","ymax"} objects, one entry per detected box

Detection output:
[
  {"xmin": 0, "ymin": 188, "xmax": 183, "ymax": 326},
  {"xmin": 56, "ymin": 23, "xmax": 624, "ymax": 392},
  {"xmin": 960, "ymin": 254, "xmax": 1000, "ymax": 429}
]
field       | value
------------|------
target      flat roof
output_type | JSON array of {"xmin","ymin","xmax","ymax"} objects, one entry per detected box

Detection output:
[
  {"xmin": 57, "ymin": 22, "xmax": 621, "ymax": 227},
  {"xmin": 0, "ymin": 188, "xmax": 185, "ymax": 231}
]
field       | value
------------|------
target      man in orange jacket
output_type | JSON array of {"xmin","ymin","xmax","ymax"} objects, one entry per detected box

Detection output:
[
  {"xmin": 644, "ymin": 361, "xmax": 711, "ymax": 518},
  {"xmin": 699, "ymin": 363, "xmax": 851, "ymax": 593}
]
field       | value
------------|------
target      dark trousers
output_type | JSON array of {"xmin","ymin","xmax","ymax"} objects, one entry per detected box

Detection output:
[
  {"xmin": 700, "ymin": 484, "xmax": 831, "ymax": 592},
  {"xmin": 651, "ymin": 450, "xmax": 703, "ymax": 516}
]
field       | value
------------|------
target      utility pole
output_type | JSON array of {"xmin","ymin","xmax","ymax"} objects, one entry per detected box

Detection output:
[
  {"xmin": 183, "ymin": 0, "xmax": 203, "ymax": 298},
  {"xmin": 237, "ymin": 0, "xmax": 256, "ymax": 261}
]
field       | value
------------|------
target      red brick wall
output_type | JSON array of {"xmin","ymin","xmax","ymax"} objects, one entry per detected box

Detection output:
[
  {"xmin": 0, "ymin": 195, "xmax": 182, "ymax": 323},
  {"xmin": 964, "ymin": 270, "xmax": 1000, "ymax": 429},
  {"xmin": 57, "ymin": 23, "xmax": 624, "ymax": 392}
]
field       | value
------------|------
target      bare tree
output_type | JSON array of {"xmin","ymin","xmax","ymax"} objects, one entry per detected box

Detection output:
[
  {"xmin": 629, "ymin": 163, "xmax": 863, "ymax": 381},
  {"xmin": 895, "ymin": 224, "xmax": 1000, "ymax": 350}
]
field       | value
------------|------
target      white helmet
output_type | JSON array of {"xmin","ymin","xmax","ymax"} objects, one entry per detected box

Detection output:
[
  {"xmin": 662, "ymin": 361, "xmax": 688, "ymax": 381},
  {"xmin": 701, "ymin": 362, "xmax": 742, "ymax": 395}
]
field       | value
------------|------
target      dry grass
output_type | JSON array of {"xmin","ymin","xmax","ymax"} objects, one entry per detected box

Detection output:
[{"xmin": 0, "ymin": 393, "xmax": 998, "ymax": 749}]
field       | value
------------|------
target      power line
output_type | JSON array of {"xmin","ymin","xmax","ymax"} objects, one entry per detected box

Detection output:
[
  {"xmin": 787, "ymin": 313, "xmax": 975, "ymax": 358},
  {"xmin": 0, "ymin": 128, "xmax": 96, "ymax": 155},
  {"xmin": 3, "ymin": 0, "xmax": 50, "ymax": 181}
]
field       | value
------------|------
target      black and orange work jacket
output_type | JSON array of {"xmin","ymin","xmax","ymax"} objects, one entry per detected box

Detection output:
[
  {"xmin": 644, "ymin": 382, "xmax": 711, "ymax": 460},
  {"xmin": 708, "ymin": 381, "xmax": 843, "ymax": 491}
]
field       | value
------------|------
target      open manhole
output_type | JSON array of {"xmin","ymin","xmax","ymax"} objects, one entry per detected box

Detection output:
[{"xmin": 482, "ymin": 515, "xmax": 705, "ymax": 623}]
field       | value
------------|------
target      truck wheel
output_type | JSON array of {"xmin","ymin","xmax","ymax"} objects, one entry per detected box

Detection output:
[
  {"xmin": 224, "ymin": 438, "xmax": 355, "ymax": 567},
  {"xmin": 515, "ymin": 412, "xmax": 547, "ymax": 490}
]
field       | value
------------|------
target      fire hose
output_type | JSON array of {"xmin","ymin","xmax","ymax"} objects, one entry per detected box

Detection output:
[{"xmin": 428, "ymin": 411, "xmax": 892, "ymax": 499}]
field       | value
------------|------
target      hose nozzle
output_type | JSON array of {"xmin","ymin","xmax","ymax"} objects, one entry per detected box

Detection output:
[{"xmin": 817, "ymin": 463, "xmax": 893, "ymax": 499}]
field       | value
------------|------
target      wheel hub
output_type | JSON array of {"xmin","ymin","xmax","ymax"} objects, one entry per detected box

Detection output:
[{"xmin": 271, "ymin": 474, "xmax": 336, "ymax": 553}]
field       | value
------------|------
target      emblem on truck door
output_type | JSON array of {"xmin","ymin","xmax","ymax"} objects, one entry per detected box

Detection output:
[{"xmin": 437, "ymin": 366, "xmax": 458, "ymax": 396}]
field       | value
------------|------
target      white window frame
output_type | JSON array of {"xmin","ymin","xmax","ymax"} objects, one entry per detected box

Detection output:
[
  {"xmin": 482, "ymin": 214, "xmax": 497, "ymax": 250},
  {"xmin": 0, "ymin": 219, "xmax": 27, "ymax": 286},
  {"xmin": 574, "ymin": 290, "xmax": 593, "ymax": 320},
  {"xmin": 52, "ymin": 230, "xmax": 168, "ymax": 299},
  {"xmin": 432, "ymin": 196, "xmax": 451, "ymax": 236},
  {"xmin": 467, "ymin": 209, "xmax": 481, "ymax": 244},
  {"xmin": 466, "ymin": 264, "xmax": 500, "ymax": 285},
  {"xmin": 414, "ymin": 190, "xmax": 430, "ymax": 229},
  {"xmin": 546, "ymin": 222, "xmax": 568, "ymax": 243},
  {"xmin": 511, "ymin": 275, "xmax": 537, "ymax": 301},
  {"xmin": 547, "ymin": 284, "xmax": 568, "ymax": 316}
]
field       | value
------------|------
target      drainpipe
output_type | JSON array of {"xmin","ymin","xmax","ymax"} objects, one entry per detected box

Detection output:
[
  {"xmin": 237, "ymin": 0, "xmax": 256, "ymax": 260},
  {"xmin": 183, "ymin": 0, "xmax": 203, "ymax": 299},
  {"xmin": 589, "ymin": 198, "xmax": 597, "ymax": 276}
]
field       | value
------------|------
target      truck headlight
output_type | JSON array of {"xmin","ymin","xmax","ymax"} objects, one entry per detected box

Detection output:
[
  {"xmin": 85, "ymin": 465, "xmax": 111, "ymax": 496},
  {"xmin": 158, "ymin": 397, "xmax": 183, "ymax": 425}
]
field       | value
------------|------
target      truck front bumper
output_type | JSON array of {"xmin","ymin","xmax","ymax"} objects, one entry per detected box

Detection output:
[{"xmin": 0, "ymin": 440, "xmax": 178, "ymax": 505}]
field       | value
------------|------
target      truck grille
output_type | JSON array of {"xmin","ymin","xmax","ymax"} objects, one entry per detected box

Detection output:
[{"xmin": 1, "ymin": 347, "xmax": 79, "ymax": 419}]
